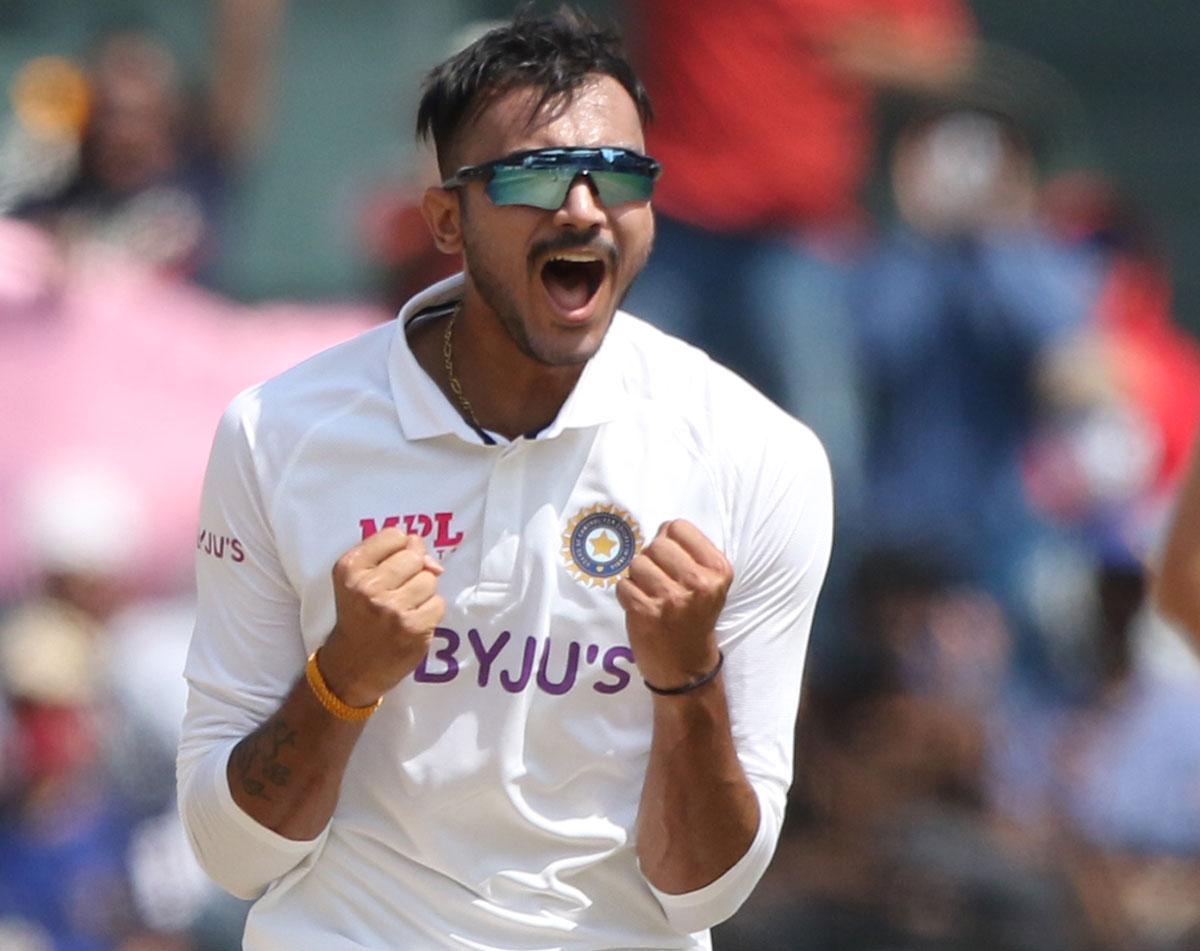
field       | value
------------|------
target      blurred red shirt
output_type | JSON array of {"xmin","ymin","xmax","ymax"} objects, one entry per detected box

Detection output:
[{"xmin": 636, "ymin": 0, "xmax": 974, "ymax": 232}]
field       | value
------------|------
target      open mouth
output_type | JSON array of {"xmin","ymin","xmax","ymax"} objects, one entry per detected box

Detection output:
[{"xmin": 540, "ymin": 252, "xmax": 607, "ymax": 314}]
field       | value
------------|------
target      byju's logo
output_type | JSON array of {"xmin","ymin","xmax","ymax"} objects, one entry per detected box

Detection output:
[
  {"xmin": 197, "ymin": 529, "xmax": 245, "ymax": 562},
  {"xmin": 414, "ymin": 627, "xmax": 636, "ymax": 696}
]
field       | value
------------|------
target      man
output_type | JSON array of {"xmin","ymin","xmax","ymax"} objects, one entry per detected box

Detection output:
[{"xmin": 177, "ymin": 10, "xmax": 832, "ymax": 949}]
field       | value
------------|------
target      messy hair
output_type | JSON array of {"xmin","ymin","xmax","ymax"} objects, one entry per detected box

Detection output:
[{"xmin": 416, "ymin": 5, "xmax": 652, "ymax": 175}]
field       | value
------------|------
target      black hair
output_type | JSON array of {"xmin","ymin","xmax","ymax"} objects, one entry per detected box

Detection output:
[{"xmin": 416, "ymin": 5, "xmax": 651, "ymax": 176}]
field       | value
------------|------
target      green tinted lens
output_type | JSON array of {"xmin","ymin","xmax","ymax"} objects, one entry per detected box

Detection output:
[
  {"xmin": 590, "ymin": 170, "xmax": 656, "ymax": 206},
  {"xmin": 484, "ymin": 165, "xmax": 656, "ymax": 210},
  {"xmin": 485, "ymin": 167, "xmax": 572, "ymax": 209}
]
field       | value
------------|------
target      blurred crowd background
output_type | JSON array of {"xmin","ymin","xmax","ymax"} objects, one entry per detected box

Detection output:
[{"xmin": 0, "ymin": 1, "xmax": 1198, "ymax": 949}]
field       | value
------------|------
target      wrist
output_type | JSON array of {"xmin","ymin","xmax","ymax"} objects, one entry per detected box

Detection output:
[
  {"xmin": 311, "ymin": 640, "xmax": 382, "ymax": 710},
  {"xmin": 306, "ymin": 649, "xmax": 382, "ymax": 722},
  {"xmin": 643, "ymin": 649, "xmax": 724, "ymax": 696}
]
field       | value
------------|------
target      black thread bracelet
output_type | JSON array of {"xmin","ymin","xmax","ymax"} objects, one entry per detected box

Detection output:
[{"xmin": 643, "ymin": 650, "xmax": 725, "ymax": 696}]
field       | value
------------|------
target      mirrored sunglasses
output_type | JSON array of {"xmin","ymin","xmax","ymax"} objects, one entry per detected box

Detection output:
[{"xmin": 442, "ymin": 147, "xmax": 662, "ymax": 210}]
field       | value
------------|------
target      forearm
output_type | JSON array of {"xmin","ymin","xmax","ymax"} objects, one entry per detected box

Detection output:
[
  {"xmin": 227, "ymin": 668, "xmax": 366, "ymax": 840},
  {"xmin": 1155, "ymin": 445, "xmax": 1200, "ymax": 642},
  {"xmin": 636, "ymin": 675, "xmax": 759, "ymax": 894},
  {"xmin": 1158, "ymin": 552, "xmax": 1200, "ymax": 641}
]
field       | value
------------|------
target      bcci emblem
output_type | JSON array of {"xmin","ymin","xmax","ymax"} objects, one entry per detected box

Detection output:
[{"xmin": 561, "ymin": 503, "xmax": 644, "ymax": 588}]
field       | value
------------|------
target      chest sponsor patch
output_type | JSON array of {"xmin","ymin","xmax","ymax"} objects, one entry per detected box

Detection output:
[{"xmin": 561, "ymin": 503, "xmax": 643, "ymax": 587}]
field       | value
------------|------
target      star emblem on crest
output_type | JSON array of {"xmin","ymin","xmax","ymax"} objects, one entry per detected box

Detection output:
[{"xmin": 561, "ymin": 503, "xmax": 644, "ymax": 588}]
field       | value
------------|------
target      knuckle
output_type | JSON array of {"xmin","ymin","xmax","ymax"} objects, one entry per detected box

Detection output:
[
  {"xmin": 359, "ymin": 572, "xmax": 391, "ymax": 600},
  {"xmin": 664, "ymin": 589, "xmax": 689, "ymax": 614},
  {"xmin": 410, "ymin": 574, "xmax": 435, "ymax": 602},
  {"xmin": 332, "ymin": 552, "xmax": 358, "ymax": 581},
  {"xmin": 406, "ymin": 548, "xmax": 430, "ymax": 572},
  {"xmin": 697, "ymin": 572, "xmax": 723, "ymax": 597}
]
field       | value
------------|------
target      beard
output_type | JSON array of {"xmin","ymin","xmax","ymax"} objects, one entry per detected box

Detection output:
[
  {"xmin": 462, "ymin": 246, "xmax": 549, "ymax": 365},
  {"xmin": 457, "ymin": 196, "xmax": 652, "ymax": 368},
  {"xmin": 462, "ymin": 243, "xmax": 617, "ymax": 370}
]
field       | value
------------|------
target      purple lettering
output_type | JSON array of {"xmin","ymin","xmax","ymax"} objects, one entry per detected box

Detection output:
[
  {"xmin": 433, "ymin": 511, "xmax": 464, "ymax": 548},
  {"xmin": 196, "ymin": 530, "xmax": 207, "ymax": 550},
  {"xmin": 230, "ymin": 539, "xmax": 245, "ymax": 563},
  {"xmin": 500, "ymin": 636, "xmax": 538, "ymax": 693},
  {"xmin": 585, "ymin": 644, "xmax": 599, "ymax": 664},
  {"xmin": 212, "ymin": 536, "xmax": 225, "ymax": 559},
  {"xmin": 468, "ymin": 628, "xmax": 510, "ymax": 687},
  {"xmin": 536, "ymin": 639, "xmax": 580, "ymax": 695},
  {"xmin": 414, "ymin": 627, "xmax": 460, "ymax": 683},
  {"xmin": 594, "ymin": 646, "xmax": 634, "ymax": 694}
]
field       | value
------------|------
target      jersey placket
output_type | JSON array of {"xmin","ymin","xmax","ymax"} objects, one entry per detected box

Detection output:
[{"xmin": 474, "ymin": 439, "xmax": 529, "ymax": 604}]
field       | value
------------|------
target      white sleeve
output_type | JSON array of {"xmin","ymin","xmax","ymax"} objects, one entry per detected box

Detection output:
[
  {"xmin": 176, "ymin": 391, "xmax": 327, "ymax": 900},
  {"xmin": 646, "ymin": 421, "xmax": 834, "ymax": 933}
]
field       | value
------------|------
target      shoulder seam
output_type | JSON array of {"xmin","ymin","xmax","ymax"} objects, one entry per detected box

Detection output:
[{"xmin": 265, "ymin": 388, "xmax": 381, "ymax": 529}]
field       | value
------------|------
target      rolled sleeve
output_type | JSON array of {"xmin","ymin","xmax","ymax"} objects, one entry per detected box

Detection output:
[
  {"xmin": 643, "ymin": 783, "xmax": 784, "ymax": 934},
  {"xmin": 644, "ymin": 415, "xmax": 833, "ymax": 933},
  {"xmin": 176, "ymin": 390, "xmax": 317, "ymax": 898},
  {"xmin": 177, "ymin": 732, "xmax": 328, "ymax": 899}
]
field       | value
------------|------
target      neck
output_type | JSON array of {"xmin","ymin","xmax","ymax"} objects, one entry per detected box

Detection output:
[{"xmin": 413, "ymin": 295, "xmax": 584, "ymax": 441}]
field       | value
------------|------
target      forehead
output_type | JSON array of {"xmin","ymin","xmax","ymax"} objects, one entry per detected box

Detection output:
[{"xmin": 459, "ymin": 74, "xmax": 645, "ymax": 167}]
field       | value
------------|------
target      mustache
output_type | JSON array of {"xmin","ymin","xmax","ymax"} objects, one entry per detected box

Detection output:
[{"xmin": 529, "ymin": 231, "xmax": 619, "ymax": 269}]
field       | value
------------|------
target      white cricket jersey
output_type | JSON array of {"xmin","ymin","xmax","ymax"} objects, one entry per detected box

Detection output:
[{"xmin": 177, "ymin": 275, "xmax": 832, "ymax": 950}]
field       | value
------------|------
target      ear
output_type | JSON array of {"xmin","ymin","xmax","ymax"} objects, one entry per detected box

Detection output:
[{"xmin": 421, "ymin": 186, "xmax": 464, "ymax": 255}]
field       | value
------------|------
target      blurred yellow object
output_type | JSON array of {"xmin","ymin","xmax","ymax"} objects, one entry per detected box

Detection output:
[{"xmin": 10, "ymin": 56, "xmax": 91, "ymax": 140}]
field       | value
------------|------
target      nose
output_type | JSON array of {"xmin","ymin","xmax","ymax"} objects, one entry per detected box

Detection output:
[{"xmin": 555, "ymin": 173, "xmax": 607, "ymax": 228}]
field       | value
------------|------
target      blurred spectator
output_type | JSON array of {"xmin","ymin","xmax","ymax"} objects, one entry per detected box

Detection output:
[
  {"xmin": 623, "ymin": 0, "xmax": 975, "ymax": 570},
  {"xmin": 1030, "ymin": 175, "xmax": 1200, "ymax": 573},
  {"xmin": 0, "ymin": 460, "xmax": 253, "ymax": 948},
  {"xmin": 1042, "ymin": 559, "xmax": 1200, "ymax": 950},
  {"xmin": 0, "ymin": 54, "xmax": 90, "ymax": 216},
  {"xmin": 0, "ymin": 216, "xmax": 383, "ymax": 598},
  {"xmin": 1054, "ymin": 564, "xmax": 1200, "ymax": 853},
  {"xmin": 9, "ymin": 0, "xmax": 286, "ymax": 282},
  {"xmin": 714, "ymin": 553, "xmax": 1099, "ymax": 950},
  {"xmin": 0, "ymin": 610, "xmax": 149, "ymax": 950},
  {"xmin": 355, "ymin": 19, "xmax": 507, "ymax": 315},
  {"xmin": 853, "ymin": 95, "xmax": 1102, "ymax": 680},
  {"xmin": 0, "ymin": 464, "xmax": 185, "ymax": 949},
  {"xmin": 358, "ymin": 163, "xmax": 460, "ymax": 315}
]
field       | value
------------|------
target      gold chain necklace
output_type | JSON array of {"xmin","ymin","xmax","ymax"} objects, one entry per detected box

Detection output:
[{"xmin": 442, "ymin": 308, "xmax": 486, "ymax": 434}]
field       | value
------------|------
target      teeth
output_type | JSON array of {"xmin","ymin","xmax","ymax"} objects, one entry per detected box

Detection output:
[{"xmin": 550, "ymin": 252, "xmax": 602, "ymax": 263}]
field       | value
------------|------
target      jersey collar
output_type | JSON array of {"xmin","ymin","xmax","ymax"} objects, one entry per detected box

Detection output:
[{"xmin": 389, "ymin": 273, "xmax": 632, "ymax": 444}]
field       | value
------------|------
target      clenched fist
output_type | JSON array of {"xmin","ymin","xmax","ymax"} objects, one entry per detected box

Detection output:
[
  {"xmin": 615, "ymin": 520, "xmax": 732, "ymax": 691},
  {"xmin": 318, "ymin": 528, "xmax": 446, "ymax": 707}
]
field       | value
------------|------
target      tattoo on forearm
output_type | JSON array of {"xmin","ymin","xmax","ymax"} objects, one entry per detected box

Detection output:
[
  {"xmin": 263, "ymin": 721, "xmax": 296, "ymax": 787},
  {"xmin": 231, "ymin": 719, "xmax": 298, "ymax": 801}
]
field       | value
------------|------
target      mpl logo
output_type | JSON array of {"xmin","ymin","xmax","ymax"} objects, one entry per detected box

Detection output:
[{"xmin": 359, "ymin": 512, "xmax": 464, "ymax": 554}]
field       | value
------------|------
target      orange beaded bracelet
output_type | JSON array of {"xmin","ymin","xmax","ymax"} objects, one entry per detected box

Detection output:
[{"xmin": 305, "ymin": 650, "xmax": 382, "ymax": 722}]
